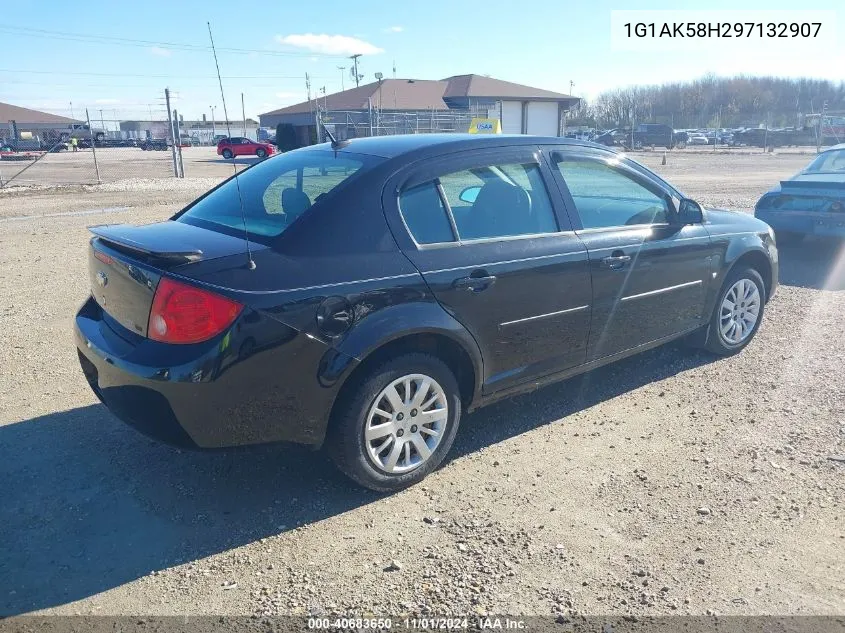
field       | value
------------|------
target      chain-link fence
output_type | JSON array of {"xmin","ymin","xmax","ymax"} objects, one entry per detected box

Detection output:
[
  {"xmin": 0, "ymin": 101, "xmax": 228, "ymax": 187},
  {"xmin": 318, "ymin": 102, "xmax": 496, "ymax": 141}
]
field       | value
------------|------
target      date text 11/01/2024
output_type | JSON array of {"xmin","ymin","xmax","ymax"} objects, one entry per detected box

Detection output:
[
  {"xmin": 623, "ymin": 22, "xmax": 822, "ymax": 38},
  {"xmin": 306, "ymin": 617, "xmax": 527, "ymax": 629}
]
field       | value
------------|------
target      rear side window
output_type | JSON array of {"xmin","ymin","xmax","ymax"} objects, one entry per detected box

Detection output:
[
  {"xmin": 399, "ymin": 183, "xmax": 455, "ymax": 244},
  {"xmin": 177, "ymin": 150, "xmax": 377, "ymax": 239},
  {"xmin": 399, "ymin": 162, "xmax": 558, "ymax": 244}
]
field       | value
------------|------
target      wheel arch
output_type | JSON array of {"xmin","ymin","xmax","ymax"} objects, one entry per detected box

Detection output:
[
  {"xmin": 324, "ymin": 325, "xmax": 482, "ymax": 447},
  {"xmin": 727, "ymin": 248, "xmax": 774, "ymax": 301}
]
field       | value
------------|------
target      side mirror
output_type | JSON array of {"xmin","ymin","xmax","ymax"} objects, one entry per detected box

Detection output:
[
  {"xmin": 677, "ymin": 198, "xmax": 704, "ymax": 224},
  {"xmin": 459, "ymin": 186, "xmax": 481, "ymax": 204}
]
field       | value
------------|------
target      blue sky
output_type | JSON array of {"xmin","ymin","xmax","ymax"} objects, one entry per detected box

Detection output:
[{"xmin": 1, "ymin": 0, "xmax": 842, "ymax": 122}]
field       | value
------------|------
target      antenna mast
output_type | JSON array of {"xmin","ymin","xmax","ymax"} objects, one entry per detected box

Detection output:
[{"xmin": 207, "ymin": 22, "xmax": 255, "ymax": 270}]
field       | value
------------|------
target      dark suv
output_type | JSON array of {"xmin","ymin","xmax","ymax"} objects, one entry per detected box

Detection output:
[{"xmin": 75, "ymin": 135, "xmax": 778, "ymax": 491}]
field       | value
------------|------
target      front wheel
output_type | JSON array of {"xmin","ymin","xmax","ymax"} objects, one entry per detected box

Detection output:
[
  {"xmin": 328, "ymin": 353, "xmax": 461, "ymax": 492},
  {"xmin": 256, "ymin": 148, "xmax": 267, "ymax": 158},
  {"xmin": 222, "ymin": 148, "xmax": 233, "ymax": 159},
  {"xmin": 705, "ymin": 267, "xmax": 766, "ymax": 356}
]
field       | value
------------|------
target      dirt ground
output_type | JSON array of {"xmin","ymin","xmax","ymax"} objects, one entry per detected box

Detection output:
[{"xmin": 0, "ymin": 150, "xmax": 843, "ymax": 619}]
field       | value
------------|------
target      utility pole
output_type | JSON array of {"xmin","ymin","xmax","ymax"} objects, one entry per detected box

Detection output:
[
  {"xmin": 173, "ymin": 108, "xmax": 184, "ymax": 177},
  {"xmin": 69, "ymin": 101, "xmax": 74, "ymax": 119},
  {"xmin": 337, "ymin": 66, "xmax": 345, "ymax": 91},
  {"xmin": 393, "ymin": 60, "xmax": 396, "ymax": 78},
  {"xmin": 349, "ymin": 54, "xmax": 362, "ymax": 87},
  {"xmin": 85, "ymin": 109, "xmax": 101, "ymax": 184},
  {"xmin": 210, "ymin": 105, "xmax": 216, "ymax": 143},
  {"xmin": 164, "ymin": 88, "xmax": 179, "ymax": 177},
  {"xmin": 99, "ymin": 109, "xmax": 105, "ymax": 137},
  {"xmin": 569, "ymin": 80, "xmax": 575, "ymax": 95},
  {"xmin": 241, "ymin": 93, "xmax": 247, "ymax": 137}
]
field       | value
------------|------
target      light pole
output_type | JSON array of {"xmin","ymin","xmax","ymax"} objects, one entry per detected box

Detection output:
[
  {"xmin": 210, "ymin": 105, "xmax": 216, "ymax": 144},
  {"xmin": 337, "ymin": 66, "xmax": 346, "ymax": 91}
]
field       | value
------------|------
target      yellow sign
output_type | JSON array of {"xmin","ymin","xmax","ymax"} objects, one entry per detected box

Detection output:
[{"xmin": 468, "ymin": 118, "xmax": 501, "ymax": 134}]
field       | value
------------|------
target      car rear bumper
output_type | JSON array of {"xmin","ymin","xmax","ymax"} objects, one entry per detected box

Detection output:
[
  {"xmin": 756, "ymin": 210, "xmax": 845, "ymax": 238},
  {"xmin": 74, "ymin": 296, "xmax": 354, "ymax": 449}
]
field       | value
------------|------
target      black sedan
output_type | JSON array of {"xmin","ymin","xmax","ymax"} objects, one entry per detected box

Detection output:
[
  {"xmin": 75, "ymin": 134, "xmax": 778, "ymax": 491},
  {"xmin": 755, "ymin": 143, "xmax": 845, "ymax": 244}
]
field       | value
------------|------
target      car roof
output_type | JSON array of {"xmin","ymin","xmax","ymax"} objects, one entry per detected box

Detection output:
[{"xmin": 312, "ymin": 133, "xmax": 611, "ymax": 159}]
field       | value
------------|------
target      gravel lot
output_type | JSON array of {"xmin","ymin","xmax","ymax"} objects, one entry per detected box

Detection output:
[{"xmin": 0, "ymin": 151, "xmax": 843, "ymax": 618}]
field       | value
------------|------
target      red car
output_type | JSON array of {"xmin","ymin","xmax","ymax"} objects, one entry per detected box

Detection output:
[{"xmin": 216, "ymin": 137, "xmax": 275, "ymax": 159}]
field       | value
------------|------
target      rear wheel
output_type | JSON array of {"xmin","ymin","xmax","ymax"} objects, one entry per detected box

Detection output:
[
  {"xmin": 705, "ymin": 266, "xmax": 766, "ymax": 356},
  {"xmin": 256, "ymin": 148, "xmax": 267, "ymax": 158},
  {"xmin": 222, "ymin": 148, "xmax": 233, "ymax": 159},
  {"xmin": 776, "ymin": 230, "xmax": 805, "ymax": 246},
  {"xmin": 328, "ymin": 353, "xmax": 461, "ymax": 492}
]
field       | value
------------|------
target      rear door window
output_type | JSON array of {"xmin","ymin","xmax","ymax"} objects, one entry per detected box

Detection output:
[
  {"xmin": 399, "ymin": 162, "xmax": 559, "ymax": 244},
  {"xmin": 177, "ymin": 150, "xmax": 379, "ymax": 240}
]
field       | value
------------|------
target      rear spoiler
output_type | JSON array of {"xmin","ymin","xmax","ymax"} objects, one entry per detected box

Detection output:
[
  {"xmin": 780, "ymin": 179, "xmax": 845, "ymax": 190},
  {"xmin": 89, "ymin": 225, "xmax": 203, "ymax": 263}
]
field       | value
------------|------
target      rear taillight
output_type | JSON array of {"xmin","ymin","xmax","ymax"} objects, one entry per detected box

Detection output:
[{"xmin": 148, "ymin": 277, "xmax": 243, "ymax": 344}]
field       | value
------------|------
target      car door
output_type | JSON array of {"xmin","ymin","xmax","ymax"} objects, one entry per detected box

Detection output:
[
  {"xmin": 383, "ymin": 146, "xmax": 593, "ymax": 394},
  {"xmin": 546, "ymin": 147, "xmax": 713, "ymax": 360}
]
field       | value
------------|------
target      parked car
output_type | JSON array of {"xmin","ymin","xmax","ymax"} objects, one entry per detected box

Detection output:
[
  {"xmin": 687, "ymin": 134, "xmax": 709, "ymax": 146},
  {"xmin": 593, "ymin": 128, "xmax": 630, "ymax": 148},
  {"xmin": 754, "ymin": 143, "xmax": 845, "ymax": 244},
  {"xmin": 75, "ymin": 134, "xmax": 778, "ymax": 491},
  {"xmin": 139, "ymin": 139, "xmax": 169, "ymax": 151},
  {"xmin": 632, "ymin": 123, "xmax": 676, "ymax": 149},
  {"xmin": 217, "ymin": 137, "xmax": 275, "ymax": 159}
]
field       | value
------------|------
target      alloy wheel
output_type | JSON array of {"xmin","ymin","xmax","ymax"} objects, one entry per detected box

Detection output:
[
  {"xmin": 719, "ymin": 278, "xmax": 761, "ymax": 345},
  {"xmin": 364, "ymin": 374, "xmax": 448, "ymax": 474}
]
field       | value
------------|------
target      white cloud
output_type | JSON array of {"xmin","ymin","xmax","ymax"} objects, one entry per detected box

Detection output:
[
  {"xmin": 276, "ymin": 33, "xmax": 383, "ymax": 56},
  {"xmin": 383, "ymin": 26, "xmax": 404, "ymax": 33},
  {"xmin": 149, "ymin": 46, "xmax": 172, "ymax": 57}
]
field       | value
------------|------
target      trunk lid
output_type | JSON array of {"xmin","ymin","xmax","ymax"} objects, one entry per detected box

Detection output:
[{"xmin": 88, "ymin": 221, "xmax": 260, "ymax": 337}]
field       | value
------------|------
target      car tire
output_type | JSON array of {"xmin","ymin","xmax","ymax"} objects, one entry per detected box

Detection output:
[
  {"xmin": 775, "ymin": 230, "xmax": 805, "ymax": 246},
  {"xmin": 704, "ymin": 266, "xmax": 766, "ymax": 356},
  {"xmin": 222, "ymin": 149, "xmax": 233, "ymax": 159},
  {"xmin": 328, "ymin": 353, "xmax": 462, "ymax": 493},
  {"xmin": 256, "ymin": 148, "xmax": 267, "ymax": 158}
]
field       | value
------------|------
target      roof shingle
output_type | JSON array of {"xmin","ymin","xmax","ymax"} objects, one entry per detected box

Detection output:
[{"xmin": 0, "ymin": 102, "xmax": 80, "ymax": 124}]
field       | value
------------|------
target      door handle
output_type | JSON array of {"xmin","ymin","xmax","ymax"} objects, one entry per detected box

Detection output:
[
  {"xmin": 601, "ymin": 252, "xmax": 632, "ymax": 270},
  {"xmin": 453, "ymin": 274, "xmax": 497, "ymax": 292}
]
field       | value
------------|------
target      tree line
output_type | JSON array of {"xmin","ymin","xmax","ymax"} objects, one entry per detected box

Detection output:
[{"xmin": 569, "ymin": 75, "xmax": 845, "ymax": 129}]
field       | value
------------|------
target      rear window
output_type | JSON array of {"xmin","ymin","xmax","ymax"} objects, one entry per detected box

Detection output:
[
  {"xmin": 176, "ymin": 150, "xmax": 379, "ymax": 239},
  {"xmin": 804, "ymin": 149, "xmax": 845, "ymax": 174}
]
